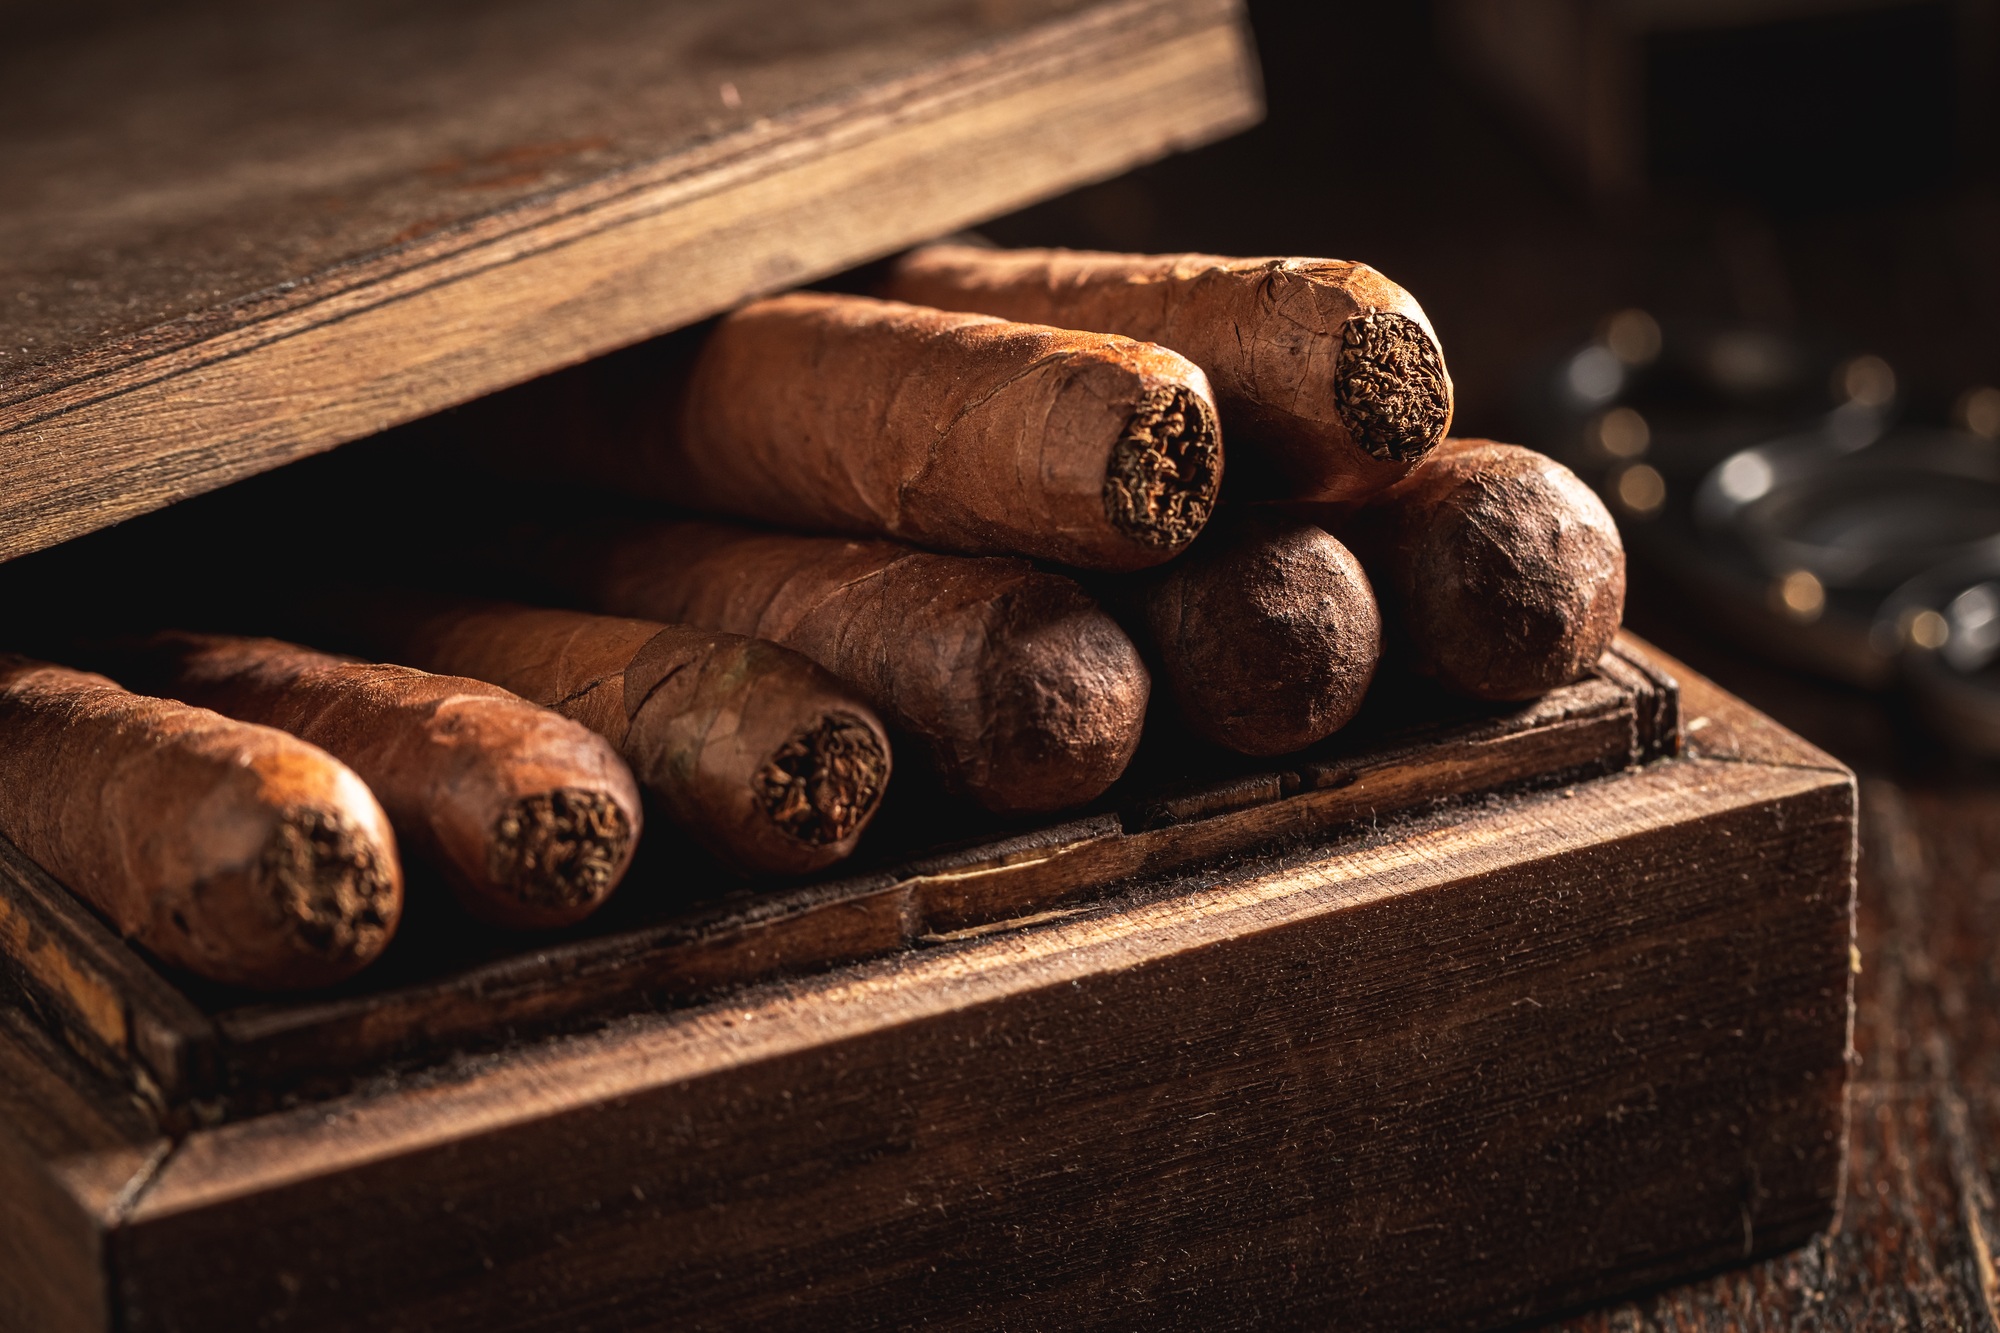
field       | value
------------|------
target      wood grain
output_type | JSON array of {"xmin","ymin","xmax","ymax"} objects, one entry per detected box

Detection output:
[
  {"xmin": 0, "ymin": 1013, "xmax": 167, "ymax": 1333},
  {"xmin": 0, "ymin": 0, "xmax": 1260, "ymax": 563},
  {"xmin": 1542, "ymin": 776, "xmax": 2000, "ymax": 1333},
  {"xmin": 1637, "ymin": 636, "xmax": 1848, "ymax": 775},
  {"xmin": 103, "ymin": 753, "xmax": 1853, "ymax": 1333},
  {"xmin": 0, "ymin": 836, "xmax": 216, "ymax": 1112}
]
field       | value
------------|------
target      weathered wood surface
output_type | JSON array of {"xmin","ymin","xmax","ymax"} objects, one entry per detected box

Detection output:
[
  {"xmin": 0, "ymin": 636, "xmax": 1677, "ymax": 1119},
  {"xmin": 0, "ymin": 646, "xmax": 1855, "ymax": 1333},
  {"xmin": 0, "ymin": 0, "xmax": 1260, "ymax": 563},
  {"xmin": 114, "ymin": 751, "xmax": 1852, "ymax": 1332},
  {"xmin": 0, "ymin": 836, "xmax": 216, "ymax": 1113},
  {"xmin": 1532, "ymin": 641, "xmax": 1996, "ymax": 1332},
  {"xmin": 0, "ymin": 1012, "xmax": 167, "ymax": 1333},
  {"xmin": 1538, "ymin": 778, "xmax": 1999, "ymax": 1333}
]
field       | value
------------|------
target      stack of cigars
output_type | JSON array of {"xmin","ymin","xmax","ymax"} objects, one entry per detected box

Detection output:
[{"xmin": 0, "ymin": 244, "xmax": 1624, "ymax": 993}]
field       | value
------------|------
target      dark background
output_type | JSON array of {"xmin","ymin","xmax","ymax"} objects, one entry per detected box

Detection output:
[{"xmin": 994, "ymin": 0, "xmax": 1999, "ymax": 445}]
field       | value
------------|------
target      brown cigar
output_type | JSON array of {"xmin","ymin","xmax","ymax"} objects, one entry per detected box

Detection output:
[
  {"xmin": 881, "ymin": 245, "xmax": 1453, "ymax": 504},
  {"xmin": 1132, "ymin": 513, "xmax": 1380, "ymax": 756},
  {"xmin": 0, "ymin": 656, "xmax": 401, "ymax": 989},
  {"xmin": 1329, "ymin": 440, "xmax": 1626, "ymax": 701},
  {"xmin": 549, "ymin": 293, "xmax": 1223, "ymax": 571},
  {"xmin": 314, "ymin": 596, "xmax": 889, "ymax": 877},
  {"xmin": 491, "ymin": 520, "xmax": 1151, "ymax": 815},
  {"xmin": 99, "ymin": 632, "xmax": 642, "ymax": 930}
]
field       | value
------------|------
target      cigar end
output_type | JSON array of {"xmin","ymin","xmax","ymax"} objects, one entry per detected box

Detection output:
[
  {"xmin": 1407, "ymin": 453, "xmax": 1627, "ymax": 700},
  {"xmin": 1103, "ymin": 385, "xmax": 1222, "ymax": 550},
  {"xmin": 973, "ymin": 586, "xmax": 1150, "ymax": 814},
  {"xmin": 490, "ymin": 788, "xmax": 634, "ymax": 918},
  {"xmin": 1152, "ymin": 517, "xmax": 1381, "ymax": 756},
  {"xmin": 755, "ymin": 712, "xmax": 890, "ymax": 847},
  {"xmin": 261, "ymin": 808, "xmax": 399, "ymax": 977},
  {"xmin": 1335, "ymin": 312, "xmax": 1450, "ymax": 464}
]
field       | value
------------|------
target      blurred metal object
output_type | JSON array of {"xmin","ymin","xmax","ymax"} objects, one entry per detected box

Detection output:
[
  {"xmin": 1695, "ymin": 427, "xmax": 2000, "ymax": 593},
  {"xmin": 1880, "ymin": 552, "xmax": 2000, "ymax": 754},
  {"xmin": 1536, "ymin": 314, "xmax": 1854, "ymax": 484},
  {"xmin": 1705, "ymin": 328, "xmax": 1801, "ymax": 396},
  {"xmin": 1537, "ymin": 313, "xmax": 2000, "ymax": 705}
]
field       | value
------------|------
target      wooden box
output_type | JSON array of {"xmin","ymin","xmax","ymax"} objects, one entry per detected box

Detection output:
[
  {"xmin": 0, "ymin": 11, "xmax": 1856, "ymax": 1325},
  {"xmin": 0, "ymin": 635, "xmax": 1857, "ymax": 1332}
]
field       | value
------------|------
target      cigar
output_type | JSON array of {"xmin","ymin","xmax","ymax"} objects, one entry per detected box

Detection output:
[
  {"xmin": 492, "ymin": 293, "xmax": 1222, "ymax": 572},
  {"xmin": 312, "ymin": 596, "xmax": 890, "ymax": 877},
  {"xmin": 98, "ymin": 632, "xmax": 642, "ymax": 930},
  {"xmin": 0, "ymin": 656, "xmax": 402, "ymax": 989},
  {"xmin": 487, "ymin": 519, "xmax": 1152, "ymax": 815},
  {"xmin": 1330, "ymin": 440, "xmax": 1626, "ymax": 700},
  {"xmin": 881, "ymin": 245, "xmax": 1453, "ymax": 504},
  {"xmin": 1130, "ymin": 512, "xmax": 1380, "ymax": 755}
]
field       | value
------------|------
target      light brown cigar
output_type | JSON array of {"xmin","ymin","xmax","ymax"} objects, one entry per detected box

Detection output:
[
  {"xmin": 0, "ymin": 656, "xmax": 401, "ymax": 990},
  {"xmin": 1134, "ymin": 513, "xmax": 1380, "ymax": 756},
  {"xmin": 1329, "ymin": 440, "xmax": 1626, "ymax": 701},
  {"xmin": 325, "ymin": 598, "xmax": 890, "ymax": 877},
  {"xmin": 475, "ymin": 296, "xmax": 1221, "ymax": 572},
  {"xmin": 103, "ymin": 632, "xmax": 642, "ymax": 930},
  {"xmin": 882, "ymin": 244, "xmax": 1453, "ymax": 504},
  {"xmin": 636, "ymin": 293, "xmax": 1221, "ymax": 570},
  {"xmin": 505, "ymin": 520, "xmax": 1151, "ymax": 815}
]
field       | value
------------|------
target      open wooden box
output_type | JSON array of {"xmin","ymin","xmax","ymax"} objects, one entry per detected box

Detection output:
[
  {"xmin": 0, "ymin": 634, "xmax": 1856, "ymax": 1332},
  {"xmin": 1, "ymin": 2, "xmax": 1854, "ymax": 1328}
]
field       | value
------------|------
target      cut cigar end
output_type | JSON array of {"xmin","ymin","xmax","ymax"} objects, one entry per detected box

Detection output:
[
  {"xmin": 1103, "ymin": 385, "xmax": 1222, "ymax": 550},
  {"xmin": 1336, "ymin": 312, "xmax": 1451, "ymax": 464},
  {"xmin": 260, "ymin": 808, "xmax": 399, "ymax": 977},
  {"xmin": 755, "ymin": 711, "xmax": 890, "ymax": 847},
  {"xmin": 490, "ymin": 788, "xmax": 634, "ymax": 916}
]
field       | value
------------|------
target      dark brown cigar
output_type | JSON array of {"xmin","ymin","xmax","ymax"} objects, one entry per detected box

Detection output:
[
  {"xmin": 100, "ymin": 632, "xmax": 642, "ymax": 929},
  {"xmin": 1133, "ymin": 512, "xmax": 1380, "ymax": 755},
  {"xmin": 0, "ymin": 656, "xmax": 401, "ymax": 989},
  {"xmin": 881, "ymin": 244, "xmax": 1453, "ymax": 504},
  {"xmin": 1329, "ymin": 440, "xmax": 1626, "ymax": 701},
  {"xmin": 314, "ymin": 596, "xmax": 893, "ymax": 878},
  {"xmin": 483, "ymin": 519, "xmax": 1152, "ymax": 815}
]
